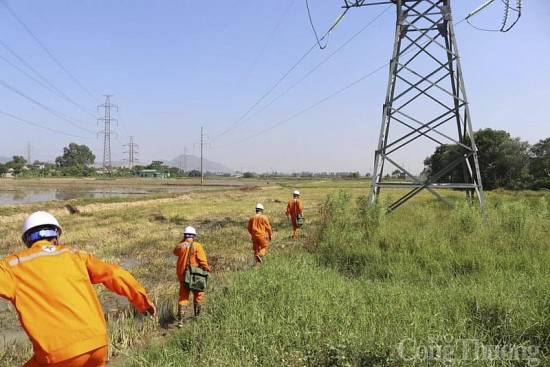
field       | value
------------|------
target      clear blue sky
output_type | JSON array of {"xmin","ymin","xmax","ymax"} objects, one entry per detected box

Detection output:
[{"xmin": 0, "ymin": 1, "xmax": 548, "ymax": 173}]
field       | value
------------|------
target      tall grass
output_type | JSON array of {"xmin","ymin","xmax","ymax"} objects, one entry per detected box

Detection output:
[{"xmin": 120, "ymin": 189, "xmax": 549, "ymax": 366}]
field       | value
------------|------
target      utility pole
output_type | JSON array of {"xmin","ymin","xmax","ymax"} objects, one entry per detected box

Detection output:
[
  {"xmin": 27, "ymin": 141, "xmax": 31, "ymax": 164},
  {"xmin": 194, "ymin": 127, "xmax": 210, "ymax": 189},
  {"xmin": 178, "ymin": 146, "xmax": 188, "ymax": 176},
  {"xmin": 123, "ymin": 136, "xmax": 139, "ymax": 170},
  {"xmin": 344, "ymin": 0, "xmax": 486, "ymax": 218},
  {"xmin": 183, "ymin": 146, "xmax": 188, "ymax": 174},
  {"xmin": 97, "ymin": 95, "xmax": 118, "ymax": 173}
]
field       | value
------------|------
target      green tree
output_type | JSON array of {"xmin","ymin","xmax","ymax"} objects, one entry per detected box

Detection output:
[
  {"xmin": 423, "ymin": 128, "xmax": 531, "ymax": 190},
  {"xmin": 187, "ymin": 169, "xmax": 201, "ymax": 177},
  {"xmin": 6, "ymin": 155, "xmax": 27, "ymax": 175},
  {"xmin": 147, "ymin": 160, "xmax": 170, "ymax": 172},
  {"xmin": 529, "ymin": 137, "xmax": 550, "ymax": 189},
  {"xmin": 474, "ymin": 129, "xmax": 530, "ymax": 189},
  {"xmin": 422, "ymin": 144, "xmax": 464, "ymax": 183},
  {"xmin": 168, "ymin": 167, "xmax": 183, "ymax": 177},
  {"xmin": 55, "ymin": 143, "xmax": 95, "ymax": 176}
]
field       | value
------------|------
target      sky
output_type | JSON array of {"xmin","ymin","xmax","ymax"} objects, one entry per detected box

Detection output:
[{"xmin": 0, "ymin": 0, "xmax": 548, "ymax": 174}]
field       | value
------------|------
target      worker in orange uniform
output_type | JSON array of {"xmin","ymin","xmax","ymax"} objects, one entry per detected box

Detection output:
[
  {"xmin": 286, "ymin": 190, "xmax": 304, "ymax": 239},
  {"xmin": 0, "ymin": 211, "xmax": 156, "ymax": 367},
  {"xmin": 173, "ymin": 226, "xmax": 211, "ymax": 326},
  {"xmin": 247, "ymin": 203, "xmax": 273, "ymax": 264}
]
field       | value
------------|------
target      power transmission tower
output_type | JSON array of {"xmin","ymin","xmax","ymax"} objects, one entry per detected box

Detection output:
[
  {"xmin": 344, "ymin": 0, "xmax": 486, "ymax": 217},
  {"xmin": 123, "ymin": 136, "xmax": 139, "ymax": 170},
  {"xmin": 97, "ymin": 95, "xmax": 118, "ymax": 172}
]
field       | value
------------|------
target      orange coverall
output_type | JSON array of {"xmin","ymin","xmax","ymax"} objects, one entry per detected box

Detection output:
[
  {"xmin": 247, "ymin": 213, "xmax": 272, "ymax": 262},
  {"xmin": 0, "ymin": 239, "xmax": 154, "ymax": 367},
  {"xmin": 286, "ymin": 197, "xmax": 304, "ymax": 239},
  {"xmin": 173, "ymin": 238, "xmax": 211, "ymax": 305}
]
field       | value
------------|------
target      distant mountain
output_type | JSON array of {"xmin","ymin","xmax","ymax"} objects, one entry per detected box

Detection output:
[
  {"xmin": 0, "ymin": 156, "xmax": 9, "ymax": 164},
  {"xmin": 165, "ymin": 155, "xmax": 234, "ymax": 173}
]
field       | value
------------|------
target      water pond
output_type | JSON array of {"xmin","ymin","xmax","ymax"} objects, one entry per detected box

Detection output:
[{"xmin": 0, "ymin": 185, "xmax": 201, "ymax": 205}]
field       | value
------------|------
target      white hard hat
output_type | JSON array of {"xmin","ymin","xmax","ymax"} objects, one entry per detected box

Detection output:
[
  {"xmin": 255, "ymin": 203, "xmax": 264, "ymax": 210},
  {"xmin": 183, "ymin": 226, "xmax": 197, "ymax": 236},
  {"xmin": 293, "ymin": 190, "xmax": 300, "ymax": 196},
  {"xmin": 22, "ymin": 211, "xmax": 62, "ymax": 244}
]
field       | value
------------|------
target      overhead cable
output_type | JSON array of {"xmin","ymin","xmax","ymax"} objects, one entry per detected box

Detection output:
[
  {"xmin": 212, "ymin": 5, "xmax": 351, "ymax": 141},
  {"xmin": 0, "ymin": 0, "xmax": 99, "ymax": 102},
  {"xmin": 0, "ymin": 52, "xmax": 97, "ymax": 119},
  {"xmin": 0, "ymin": 110, "xmax": 90, "ymax": 139},
  {"xmin": 466, "ymin": 0, "xmax": 522, "ymax": 32},
  {"xmin": 233, "ymin": 4, "xmax": 391, "ymax": 130},
  {"xmin": 0, "ymin": 78, "xmax": 96, "ymax": 134},
  {"xmin": 211, "ymin": 63, "xmax": 388, "ymax": 149},
  {"xmin": 305, "ymin": 0, "xmax": 348, "ymax": 50},
  {"xmin": 212, "ymin": 9, "xmax": 472, "ymax": 149},
  {"xmin": 227, "ymin": 0, "xmax": 296, "ymax": 104}
]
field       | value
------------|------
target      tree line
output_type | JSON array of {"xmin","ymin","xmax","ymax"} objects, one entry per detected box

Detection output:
[
  {"xmin": 3, "ymin": 129, "xmax": 548, "ymax": 189},
  {"xmin": 423, "ymin": 128, "xmax": 550, "ymax": 190},
  {"xmin": 0, "ymin": 143, "xmax": 202, "ymax": 178}
]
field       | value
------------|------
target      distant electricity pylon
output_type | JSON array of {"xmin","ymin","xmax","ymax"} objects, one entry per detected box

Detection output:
[
  {"xmin": 97, "ymin": 95, "xmax": 118, "ymax": 172},
  {"xmin": 344, "ymin": 0, "xmax": 486, "ymax": 217},
  {"xmin": 124, "ymin": 136, "xmax": 139, "ymax": 169}
]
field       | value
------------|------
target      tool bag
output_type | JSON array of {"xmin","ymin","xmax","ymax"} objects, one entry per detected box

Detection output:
[
  {"xmin": 296, "ymin": 213, "xmax": 305, "ymax": 227},
  {"xmin": 183, "ymin": 243, "xmax": 210, "ymax": 292}
]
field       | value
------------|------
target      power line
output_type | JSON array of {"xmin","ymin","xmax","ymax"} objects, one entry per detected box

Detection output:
[
  {"xmin": 212, "ymin": 6, "xmax": 350, "ymax": 141},
  {"xmin": 213, "ymin": 9, "xmax": 476, "ymax": 150},
  {"xmin": 306, "ymin": 0, "xmax": 349, "ymax": 50},
  {"xmin": 305, "ymin": 0, "xmax": 328, "ymax": 49},
  {"xmin": 212, "ymin": 62, "xmax": 388, "ymax": 150},
  {"xmin": 0, "ymin": 109, "xmax": 90, "ymax": 138},
  {"xmin": 465, "ymin": 0, "xmax": 522, "ymax": 32},
  {"xmin": 0, "ymin": 0, "xmax": 98, "ymax": 102},
  {"xmin": 0, "ymin": 78, "xmax": 96, "ymax": 134},
  {"xmin": 230, "ymin": 5, "xmax": 391, "ymax": 132},
  {"xmin": 0, "ymin": 52, "xmax": 97, "ymax": 119},
  {"xmin": 226, "ymin": 0, "xmax": 296, "ymax": 105}
]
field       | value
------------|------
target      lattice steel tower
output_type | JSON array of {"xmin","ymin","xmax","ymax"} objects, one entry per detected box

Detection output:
[
  {"xmin": 124, "ymin": 136, "xmax": 139, "ymax": 169},
  {"xmin": 97, "ymin": 95, "xmax": 118, "ymax": 171},
  {"xmin": 344, "ymin": 0, "xmax": 486, "ymax": 215}
]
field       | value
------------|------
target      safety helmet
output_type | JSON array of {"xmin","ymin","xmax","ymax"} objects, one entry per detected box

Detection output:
[
  {"xmin": 21, "ymin": 211, "xmax": 62, "ymax": 245},
  {"xmin": 255, "ymin": 203, "xmax": 264, "ymax": 210},
  {"xmin": 293, "ymin": 190, "xmax": 300, "ymax": 196},
  {"xmin": 183, "ymin": 226, "xmax": 197, "ymax": 236}
]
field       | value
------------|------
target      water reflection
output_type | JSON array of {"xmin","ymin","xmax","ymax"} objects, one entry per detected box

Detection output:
[{"xmin": 0, "ymin": 186, "xmax": 198, "ymax": 205}]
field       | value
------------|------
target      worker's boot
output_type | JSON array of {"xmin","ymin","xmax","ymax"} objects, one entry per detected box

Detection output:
[
  {"xmin": 177, "ymin": 305, "xmax": 185, "ymax": 328},
  {"xmin": 194, "ymin": 303, "xmax": 201, "ymax": 317}
]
